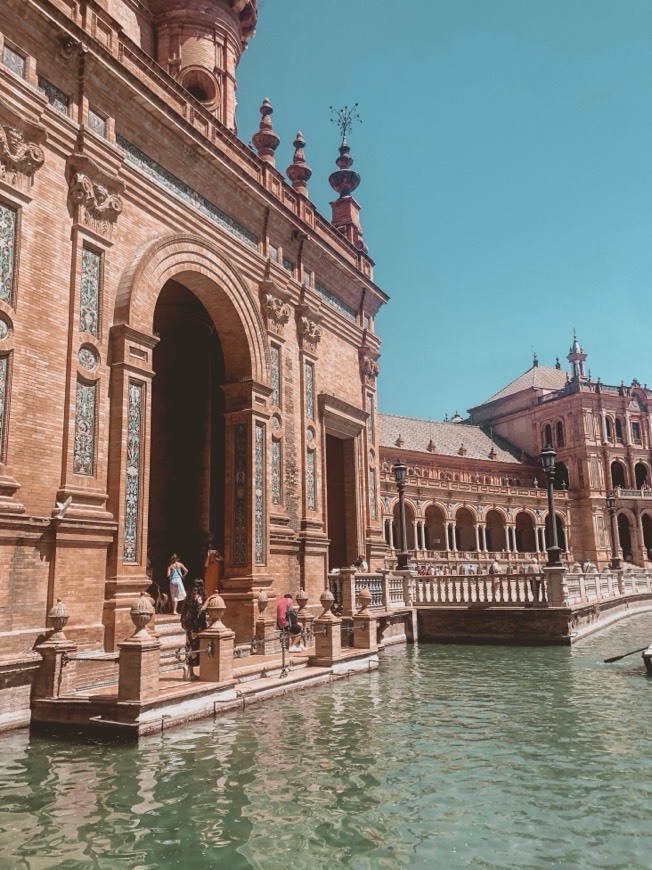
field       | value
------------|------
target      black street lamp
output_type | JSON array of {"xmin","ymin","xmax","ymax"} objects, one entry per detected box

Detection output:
[
  {"xmin": 392, "ymin": 459, "xmax": 410, "ymax": 570},
  {"xmin": 606, "ymin": 491, "xmax": 621, "ymax": 570},
  {"xmin": 541, "ymin": 444, "xmax": 562, "ymax": 567}
]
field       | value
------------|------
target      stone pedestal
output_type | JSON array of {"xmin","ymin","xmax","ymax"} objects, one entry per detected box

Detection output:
[
  {"xmin": 34, "ymin": 640, "xmax": 78, "ymax": 699},
  {"xmin": 311, "ymin": 590, "xmax": 342, "ymax": 666},
  {"xmin": 340, "ymin": 569, "xmax": 356, "ymax": 617},
  {"xmin": 117, "ymin": 593, "xmax": 160, "ymax": 703},
  {"xmin": 118, "ymin": 635, "xmax": 161, "ymax": 703},
  {"xmin": 198, "ymin": 624, "xmax": 235, "ymax": 683},
  {"xmin": 544, "ymin": 566, "xmax": 569, "ymax": 607},
  {"xmin": 253, "ymin": 589, "xmax": 280, "ymax": 655},
  {"xmin": 295, "ymin": 589, "xmax": 314, "ymax": 645},
  {"xmin": 352, "ymin": 613, "xmax": 377, "ymax": 650}
]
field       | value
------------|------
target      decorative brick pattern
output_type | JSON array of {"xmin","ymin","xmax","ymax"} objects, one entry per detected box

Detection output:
[
  {"xmin": 233, "ymin": 422, "xmax": 247, "ymax": 565},
  {"xmin": 315, "ymin": 280, "xmax": 357, "ymax": 320},
  {"xmin": 271, "ymin": 437, "xmax": 281, "ymax": 505},
  {"xmin": 306, "ymin": 449, "xmax": 316, "ymax": 511},
  {"xmin": 270, "ymin": 344, "xmax": 280, "ymax": 407},
  {"xmin": 0, "ymin": 204, "xmax": 16, "ymax": 305},
  {"xmin": 117, "ymin": 136, "xmax": 258, "ymax": 249},
  {"xmin": 79, "ymin": 247, "xmax": 101, "ymax": 336},
  {"xmin": 369, "ymin": 468, "xmax": 377, "ymax": 520},
  {"xmin": 304, "ymin": 361, "xmax": 314, "ymax": 421},
  {"xmin": 0, "ymin": 354, "xmax": 9, "ymax": 458},
  {"xmin": 255, "ymin": 422, "xmax": 265, "ymax": 564},
  {"xmin": 123, "ymin": 382, "xmax": 143, "ymax": 562},
  {"xmin": 72, "ymin": 380, "xmax": 96, "ymax": 475}
]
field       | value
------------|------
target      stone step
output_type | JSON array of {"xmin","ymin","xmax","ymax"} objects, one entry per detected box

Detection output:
[{"xmin": 154, "ymin": 614, "xmax": 187, "ymax": 673}]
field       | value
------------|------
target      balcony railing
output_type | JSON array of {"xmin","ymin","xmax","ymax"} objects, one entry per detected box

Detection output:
[{"xmin": 615, "ymin": 487, "xmax": 652, "ymax": 500}]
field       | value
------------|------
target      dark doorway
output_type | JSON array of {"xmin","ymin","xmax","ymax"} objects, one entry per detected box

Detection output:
[
  {"xmin": 554, "ymin": 462, "xmax": 569, "ymax": 490},
  {"xmin": 611, "ymin": 461, "xmax": 626, "ymax": 489},
  {"xmin": 642, "ymin": 514, "xmax": 652, "ymax": 558},
  {"xmin": 617, "ymin": 514, "xmax": 633, "ymax": 561},
  {"xmin": 515, "ymin": 512, "xmax": 536, "ymax": 552},
  {"xmin": 148, "ymin": 281, "xmax": 226, "ymax": 587},
  {"xmin": 635, "ymin": 463, "xmax": 648, "ymax": 489},
  {"xmin": 326, "ymin": 434, "xmax": 357, "ymax": 569}
]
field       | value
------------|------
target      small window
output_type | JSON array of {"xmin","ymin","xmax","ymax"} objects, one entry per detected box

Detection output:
[
  {"xmin": 556, "ymin": 421, "xmax": 565, "ymax": 448},
  {"xmin": 87, "ymin": 107, "xmax": 106, "ymax": 138},
  {"xmin": 632, "ymin": 421, "xmax": 641, "ymax": 444},
  {"xmin": 282, "ymin": 256, "xmax": 295, "ymax": 275},
  {"xmin": 605, "ymin": 417, "xmax": 613, "ymax": 442},
  {"xmin": 2, "ymin": 45, "xmax": 25, "ymax": 78},
  {"xmin": 268, "ymin": 244, "xmax": 279, "ymax": 262},
  {"xmin": 38, "ymin": 75, "xmax": 69, "ymax": 115},
  {"xmin": 615, "ymin": 418, "xmax": 623, "ymax": 443},
  {"xmin": 303, "ymin": 269, "xmax": 312, "ymax": 287},
  {"xmin": 544, "ymin": 424, "xmax": 552, "ymax": 447}
]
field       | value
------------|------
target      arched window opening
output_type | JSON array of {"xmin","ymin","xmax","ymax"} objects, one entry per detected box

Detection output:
[
  {"xmin": 617, "ymin": 513, "xmax": 633, "ymax": 563},
  {"xmin": 485, "ymin": 509, "xmax": 505, "ymax": 553},
  {"xmin": 425, "ymin": 504, "xmax": 447, "ymax": 551},
  {"xmin": 556, "ymin": 421, "xmax": 565, "ymax": 447},
  {"xmin": 605, "ymin": 417, "xmax": 613, "ymax": 442},
  {"xmin": 632, "ymin": 421, "xmax": 642, "ymax": 444},
  {"xmin": 554, "ymin": 462, "xmax": 569, "ymax": 490},
  {"xmin": 642, "ymin": 514, "xmax": 652, "ymax": 560},
  {"xmin": 544, "ymin": 424, "xmax": 552, "ymax": 447},
  {"xmin": 454, "ymin": 507, "xmax": 475, "ymax": 551},
  {"xmin": 515, "ymin": 512, "xmax": 536, "ymax": 552},
  {"xmin": 611, "ymin": 461, "xmax": 626, "ymax": 489},
  {"xmin": 635, "ymin": 463, "xmax": 648, "ymax": 490},
  {"xmin": 544, "ymin": 513, "xmax": 567, "ymax": 552},
  {"xmin": 615, "ymin": 418, "xmax": 623, "ymax": 443}
]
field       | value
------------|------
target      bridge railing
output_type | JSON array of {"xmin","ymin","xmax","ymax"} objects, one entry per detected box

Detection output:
[{"xmin": 411, "ymin": 574, "xmax": 545, "ymax": 606}]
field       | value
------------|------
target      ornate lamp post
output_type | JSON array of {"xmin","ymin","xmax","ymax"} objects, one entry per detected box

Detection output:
[
  {"xmin": 541, "ymin": 445, "xmax": 562, "ymax": 567},
  {"xmin": 392, "ymin": 460, "xmax": 410, "ymax": 570},
  {"xmin": 606, "ymin": 491, "xmax": 621, "ymax": 570}
]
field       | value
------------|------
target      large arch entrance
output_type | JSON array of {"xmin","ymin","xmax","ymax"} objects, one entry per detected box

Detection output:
[
  {"xmin": 515, "ymin": 512, "xmax": 536, "ymax": 552},
  {"xmin": 148, "ymin": 281, "xmax": 226, "ymax": 586},
  {"xmin": 617, "ymin": 513, "xmax": 633, "ymax": 562}
]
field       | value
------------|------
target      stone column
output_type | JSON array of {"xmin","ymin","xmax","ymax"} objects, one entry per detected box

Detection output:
[
  {"xmin": 505, "ymin": 525, "xmax": 511, "ymax": 552},
  {"xmin": 353, "ymin": 587, "xmax": 378, "ymax": 650},
  {"xmin": 118, "ymin": 594, "xmax": 161, "ymax": 703},
  {"xmin": 474, "ymin": 524, "xmax": 480, "ymax": 552},
  {"xmin": 311, "ymin": 590, "xmax": 342, "ymax": 666},
  {"xmin": 412, "ymin": 520, "xmax": 419, "ymax": 550},
  {"xmin": 388, "ymin": 519, "xmax": 395, "ymax": 549},
  {"xmin": 198, "ymin": 594, "xmax": 236, "ymax": 684}
]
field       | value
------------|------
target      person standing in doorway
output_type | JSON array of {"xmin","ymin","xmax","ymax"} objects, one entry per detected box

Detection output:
[
  {"xmin": 180, "ymin": 578, "xmax": 207, "ymax": 680},
  {"xmin": 167, "ymin": 553, "xmax": 188, "ymax": 615}
]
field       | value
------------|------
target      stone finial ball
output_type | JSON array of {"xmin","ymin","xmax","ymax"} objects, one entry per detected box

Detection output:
[
  {"xmin": 205, "ymin": 593, "xmax": 226, "ymax": 626},
  {"xmin": 129, "ymin": 592, "xmax": 154, "ymax": 635},
  {"xmin": 319, "ymin": 589, "xmax": 335, "ymax": 616},
  {"xmin": 357, "ymin": 587, "xmax": 372, "ymax": 613},
  {"xmin": 47, "ymin": 599, "xmax": 70, "ymax": 637},
  {"xmin": 296, "ymin": 589, "xmax": 308, "ymax": 612}
]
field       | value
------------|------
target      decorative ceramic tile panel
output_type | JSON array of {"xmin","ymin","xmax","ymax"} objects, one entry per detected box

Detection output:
[
  {"xmin": 0, "ymin": 320, "xmax": 8, "ymax": 340},
  {"xmin": 87, "ymin": 108, "xmax": 106, "ymax": 137},
  {"xmin": 306, "ymin": 449, "xmax": 316, "ymax": 511},
  {"xmin": 304, "ymin": 361, "xmax": 314, "ymax": 421},
  {"xmin": 0, "ymin": 205, "xmax": 16, "ymax": 305},
  {"xmin": 369, "ymin": 469, "xmax": 377, "ymax": 520},
  {"xmin": 2, "ymin": 45, "xmax": 25, "ymax": 78},
  {"xmin": 366, "ymin": 392, "xmax": 374, "ymax": 443},
  {"xmin": 254, "ymin": 422, "xmax": 265, "ymax": 565},
  {"xmin": 233, "ymin": 422, "xmax": 247, "ymax": 566},
  {"xmin": 79, "ymin": 247, "xmax": 101, "ymax": 336},
  {"xmin": 123, "ymin": 382, "xmax": 143, "ymax": 562},
  {"xmin": 117, "ymin": 136, "xmax": 258, "ymax": 249},
  {"xmin": 315, "ymin": 281, "xmax": 357, "ymax": 320},
  {"xmin": 271, "ymin": 438, "xmax": 281, "ymax": 506},
  {"xmin": 37, "ymin": 76, "xmax": 69, "ymax": 115},
  {"xmin": 73, "ymin": 380, "xmax": 96, "ymax": 475},
  {"xmin": 270, "ymin": 344, "xmax": 280, "ymax": 407},
  {"xmin": 0, "ymin": 354, "xmax": 8, "ymax": 454},
  {"xmin": 78, "ymin": 346, "xmax": 97, "ymax": 371}
]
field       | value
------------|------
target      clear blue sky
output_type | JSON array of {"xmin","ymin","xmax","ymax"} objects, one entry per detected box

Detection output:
[{"xmin": 236, "ymin": 0, "xmax": 652, "ymax": 420}]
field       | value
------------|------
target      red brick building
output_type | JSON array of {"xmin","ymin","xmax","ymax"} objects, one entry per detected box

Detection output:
[
  {"xmin": 0, "ymin": 0, "xmax": 387, "ymax": 729},
  {"xmin": 379, "ymin": 339, "xmax": 652, "ymax": 571}
]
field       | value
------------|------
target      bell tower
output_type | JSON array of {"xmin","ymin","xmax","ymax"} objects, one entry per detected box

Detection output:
[{"xmin": 150, "ymin": 0, "xmax": 257, "ymax": 131}]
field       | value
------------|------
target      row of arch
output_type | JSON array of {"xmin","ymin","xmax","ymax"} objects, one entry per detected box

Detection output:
[
  {"xmin": 611, "ymin": 460, "xmax": 649, "ymax": 490},
  {"xmin": 383, "ymin": 502, "xmax": 567, "ymax": 554}
]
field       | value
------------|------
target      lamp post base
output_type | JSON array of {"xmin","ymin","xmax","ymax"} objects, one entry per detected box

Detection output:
[
  {"xmin": 610, "ymin": 557, "xmax": 621, "ymax": 570},
  {"xmin": 546, "ymin": 546, "xmax": 562, "ymax": 567},
  {"xmin": 397, "ymin": 552, "xmax": 409, "ymax": 570}
]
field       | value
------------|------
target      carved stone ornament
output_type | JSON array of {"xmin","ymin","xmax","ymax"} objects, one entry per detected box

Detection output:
[
  {"xmin": 359, "ymin": 351, "xmax": 380, "ymax": 385},
  {"xmin": 0, "ymin": 120, "xmax": 46, "ymax": 193},
  {"xmin": 259, "ymin": 283, "xmax": 291, "ymax": 336},
  {"xmin": 66, "ymin": 153, "xmax": 124, "ymax": 240},
  {"xmin": 297, "ymin": 313, "xmax": 322, "ymax": 352}
]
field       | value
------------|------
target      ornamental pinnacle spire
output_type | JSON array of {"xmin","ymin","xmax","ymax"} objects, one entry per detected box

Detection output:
[
  {"xmin": 252, "ymin": 98, "xmax": 280, "ymax": 166},
  {"xmin": 286, "ymin": 132, "xmax": 312, "ymax": 196},
  {"xmin": 328, "ymin": 104, "xmax": 366, "ymax": 252}
]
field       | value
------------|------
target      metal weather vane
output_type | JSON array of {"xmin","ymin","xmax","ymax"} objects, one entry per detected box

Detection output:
[{"xmin": 329, "ymin": 103, "xmax": 362, "ymax": 140}]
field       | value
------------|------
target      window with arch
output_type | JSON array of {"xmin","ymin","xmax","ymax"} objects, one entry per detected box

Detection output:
[
  {"xmin": 632, "ymin": 421, "xmax": 642, "ymax": 444},
  {"xmin": 544, "ymin": 424, "xmax": 552, "ymax": 447},
  {"xmin": 615, "ymin": 418, "xmax": 624, "ymax": 443},
  {"xmin": 605, "ymin": 417, "xmax": 613, "ymax": 442},
  {"xmin": 556, "ymin": 421, "xmax": 565, "ymax": 448}
]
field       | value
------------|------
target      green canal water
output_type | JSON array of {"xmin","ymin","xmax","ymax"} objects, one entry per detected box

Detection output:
[{"xmin": 3, "ymin": 614, "xmax": 652, "ymax": 869}]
